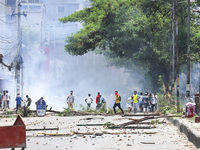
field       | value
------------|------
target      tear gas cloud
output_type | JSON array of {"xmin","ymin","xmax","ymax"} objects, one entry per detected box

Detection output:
[
  {"xmin": 0, "ymin": 0, "xmax": 152, "ymax": 111},
  {"xmin": 22, "ymin": 50, "xmax": 151, "ymax": 111}
]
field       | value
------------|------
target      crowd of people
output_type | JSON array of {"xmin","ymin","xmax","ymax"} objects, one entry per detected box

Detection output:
[
  {"xmin": 0, "ymin": 90, "xmax": 32, "ymax": 112},
  {"xmin": 66, "ymin": 90, "xmax": 158, "ymax": 115},
  {"xmin": 127, "ymin": 91, "xmax": 158, "ymax": 114},
  {"xmin": 0, "ymin": 90, "xmax": 10, "ymax": 111},
  {"xmin": 0, "ymin": 89, "xmax": 158, "ymax": 115}
]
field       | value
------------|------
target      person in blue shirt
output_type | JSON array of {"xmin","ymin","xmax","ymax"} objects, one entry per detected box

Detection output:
[{"xmin": 15, "ymin": 93, "xmax": 23, "ymax": 112}]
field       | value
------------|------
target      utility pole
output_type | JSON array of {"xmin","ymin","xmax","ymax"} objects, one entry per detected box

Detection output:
[
  {"xmin": 186, "ymin": 0, "xmax": 191, "ymax": 102},
  {"xmin": 199, "ymin": 50, "xmax": 200, "ymax": 115},
  {"xmin": 172, "ymin": 0, "xmax": 175, "ymax": 105},
  {"xmin": 12, "ymin": 0, "xmax": 26, "ymax": 99},
  {"xmin": 16, "ymin": 0, "xmax": 21, "ymax": 97},
  {"xmin": 169, "ymin": 7, "xmax": 172, "ymax": 104},
  {"xmin": 175, "ymin": 0, "xmax": 180, "ymax": 112}
]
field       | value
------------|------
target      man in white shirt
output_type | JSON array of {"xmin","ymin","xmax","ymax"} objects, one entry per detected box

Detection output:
[
  {"xmin": 67, "ymin": 90, "xmax": 74, "ymax": 108},
  {"xmin": 2, "ymin": 91, "xmax": 7, "ymax": 110},
  {"xmin": 85, "ymin": 94, "xmax": 93, "ymax": 107},
  {"xmin": 153, "ymin": 92, "xmax": 158, "ymax": 111},
  {"xmin": 6, "ymin": 90, "xmax": 10, "ymax": 109}
]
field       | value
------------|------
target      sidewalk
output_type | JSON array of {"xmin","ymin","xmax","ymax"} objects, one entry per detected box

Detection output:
[{"xmin": 167, "ymin": 115, "xmax": 200, "ymax": 149}]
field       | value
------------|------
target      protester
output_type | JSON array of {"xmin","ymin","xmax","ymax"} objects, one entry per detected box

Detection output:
[
  {"xmin": 113, "ymin": 91, "xmax": 124, "ymax": 115},
  {"xmin": 85, "ymin": 94, "xmax": 93, "ymax": 107},
  {"xmin": 0, "ymin": 91, "xmax": 2, "ymax": 111},
  {"xmin": 153, "ymin": 92, "xmax": 158, "ymax": 110},
  {"xmin": 25, "ymin": 95, "xmax": 32, "ymax": 107},
  {"xmin": 131, "ymin": 91, "xmax": 139, "ymax": 113},
  {"xmin": 6, "ymin": 90, "xmax": 10, "ymax": 109},
  {"xmin": 138, "ymin": 92, "xmax": 143, "ymax": 112},
  {"xmin": 2, "ymin": 90, "xmax": 7, "ymax": 111},
  {"xmin": 15, "ymin": 93, "xmax": 23, "ymax": 112},
  {"xmin": 96, "ymin": 92, "xmax": 101, "ymax": 110},
  {"xmin": 143, "ymin": 93, "xmax": 151, "ymax": 114},
  {"xmin": 67, "ymin": 90, "xmax": 74, "ymax": 109},
  {"xmin": 100, "ymin": 94, "xmax": 108, "ymax": 113},
  {"xmin": 100, "ymin": 95, "xmax": 106, "ymax": 104},
  {"xmin": 149, "ymin": 93, "xmax": 153, "ymax": 112},
  {"xmin": 126, "ymin": 97, "xmax": 133, "ymax": 113}
]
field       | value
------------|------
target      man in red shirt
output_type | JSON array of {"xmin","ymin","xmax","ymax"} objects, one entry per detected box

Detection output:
[{"xmin": 96, "ymin": 92, "xmax": 101, "ymax": 110}]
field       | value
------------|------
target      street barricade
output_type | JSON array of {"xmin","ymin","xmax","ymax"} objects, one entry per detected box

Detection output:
[{"xmin": 0, "ymin": 115, "xmax": 26, "ymax": 150}]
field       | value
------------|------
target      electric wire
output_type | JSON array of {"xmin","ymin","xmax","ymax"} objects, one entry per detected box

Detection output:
[
  {"xmin": 0, "ymin": 1, "xmax": 7, "ymax": 6},
  {"xmin": 0, "ymin": 18, "xmax": 17, "ymax": 25},
  {"xmin": 0, "ymin": 42, "xmax": 19, "ymax": 50}
]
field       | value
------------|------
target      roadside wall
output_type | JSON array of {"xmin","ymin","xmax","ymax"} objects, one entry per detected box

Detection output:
[{"xmin": 167, "ymin": 117, "xmax": 200, "ymax": 148}]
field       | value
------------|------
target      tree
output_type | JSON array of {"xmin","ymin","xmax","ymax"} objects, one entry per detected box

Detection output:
[{"xmin": 59, "ymin": 0, "xmax": 200, "ymax": 91}]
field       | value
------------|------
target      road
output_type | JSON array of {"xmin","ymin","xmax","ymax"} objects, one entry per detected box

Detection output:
[{"xmin": 0, "ymin": 114, "xmax": 198, "ymax": 150}]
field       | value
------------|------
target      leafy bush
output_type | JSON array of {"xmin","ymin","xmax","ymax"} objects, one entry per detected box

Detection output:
[
  {"xmin": 58, "ymin": 107, "xmax": 75, "ymax": 116},
  {"xmin": 99, "ymin": 104, "xmax": 107, "ymax": 113}
]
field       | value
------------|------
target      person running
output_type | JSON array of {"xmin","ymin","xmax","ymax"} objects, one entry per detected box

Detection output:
[
  {"xmin": 138, "ymin": 92, "xmax": 143, "ymax": 112},
  {"xmin": 143, "ymin": 93, "xmax": 151, "ymax": 114},
  {"xmin": 85, "ymin": 94, "xmax": 93, "ymax": 107},
  {"xmin": 25, "ymin": 95, "xmax": 32, "ymax": 107},
  {"xmin": 6, "ymin": 90, "xmax": 10, "ymax": 109},
  {"xmin": 96, "ymin": 92, "xmax": 101, "ymax": 110},
  {"xmin": 131, "ymin": 91, "xmax": 139, "ymax": 113},
  {"xmin": 126, "ymin": 97, "xmax": 133, "ymax": 114},
  {"xmin": 113, "ymin": 91, "xmax": 124, "ymax": 115},
  {"xmin": 15, "ymin": 93, "xmax": 23, "ymax": 112},
  {"xmin": 67, "ymin": 90, "xmax": 74, "ymax": 109}
]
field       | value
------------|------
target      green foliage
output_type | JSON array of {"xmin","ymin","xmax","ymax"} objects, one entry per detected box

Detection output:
[
  {"xmin": 158, "ymin": 93, "xmax": 183, "ymax": 114},
  {"xmin": 158, "ymin": 75, "xmax": 165, "ymax": 94},
  {"xmin": 79, "ymin": 104, "xmax": 86, "ymax": 112},
  {"xmin": 99, "ymin": 104, "xmax": 107, "ymax": 113},
  {"xmin": 6, "ymin": 110, "xmax": 14, "ymax": 115},
  {"xmin": 18, "ymin": 106, "xmax": 35, "ymax": 117},
  {"xmin": 58, "ymin": 107, "xmax": 75, "ymax": 116},
  {"xmin": 150, "ymin": 120, "xmax": 162, "ymax": 125},
  {"xmin": 59, "ymin": 0, "xmax": 200, "ymax": 90},
  {"xmin": 162, "ymin": 105, "xmax": 176, "ymax": 114},
  {"xmin": 103, "ymin": 121, "xmax": 115, "ymax": 128}
]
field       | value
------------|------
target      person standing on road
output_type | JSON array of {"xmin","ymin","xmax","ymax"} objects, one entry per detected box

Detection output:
[
  {"xmin": 0, "ymin": 91, "xmax": 2, "ymax": 111},
  {"xmin": 149, "ymin": 93, "xmax": 153, "ymax": 112},
  {"xmin": 153, "ymin": 92, "xmax": 158, "ymax": 110},
  {"xmin": 15, "ymin": 93, "xmax": 23, "ymax": 112},
  {"xmin": 100, "ymin": 95, "xmax": 106, "ymax": 104},
  {"xmin": 96, "ymin": 92, "xmax": 101, "ymax": 110},
  {"xmin": 2, "ymin": 90, "xmax": 7, "ymax": 111},
  {"xmin": 113, "ymin": 91, "xmax": 124, "ymax": 115},
  {"xmin": 6, "ymin": 90, "xmax": 10, "ymax": 109},
  {"xmin": 138, "ymin": 92, "xmax": 143, "ymax": 112},
  {"xmin": 25, "ymin": 95, "xmax": 32, "ymax": 107},
  {"xmin": 131, "ymin": 91, "xmax": 139, "ymax": 113},
  {"xmin": 126, "ymin": 97, "xmax": 133, "ymax": 114},
  {"xmin": 67, "ymin": 90, "xmax": 74, "ymax": 109},
  {"xmin": 143, "ymin": 93, "xmax": 151, "ymax": 114},
  {"xmin": 85, "ymin": 94, "xmax": 93, "ymax": 107}
]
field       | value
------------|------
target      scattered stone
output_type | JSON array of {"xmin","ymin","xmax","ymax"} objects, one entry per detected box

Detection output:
[{"xmin": 72, "ymin": 135, "xmax": 77, "ymax": 138}]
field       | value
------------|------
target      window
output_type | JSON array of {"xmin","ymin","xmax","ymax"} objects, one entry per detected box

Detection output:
[
  {"xmin": 58, "ymin": 6, "xmax": 64, "ymax": 13},
  {"xmin": 6, "ymin": 0, "xmax": 16, "ymax": 6},
  {"xmin": 28, "ymin": 0, "xmax": 39, "ymax": 3}
]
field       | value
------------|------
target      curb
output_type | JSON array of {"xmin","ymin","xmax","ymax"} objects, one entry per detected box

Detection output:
[{"xmin": 167, "ymin": 117, "xmax": 200, "ymax": 148}]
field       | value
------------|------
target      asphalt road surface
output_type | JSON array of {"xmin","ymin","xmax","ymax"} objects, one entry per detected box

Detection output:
[{"xmin": 0, "ymin": 114, "xmax": 198, "ymax": 150}]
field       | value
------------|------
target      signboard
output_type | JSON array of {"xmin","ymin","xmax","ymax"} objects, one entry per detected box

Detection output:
[
  {"xmin": 36, "ymin": 99, "xmax": 46, "ymax": 117},
  {"xmin": 21, "ymin": 3, "xmax": 44, "ymax": 13}
]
